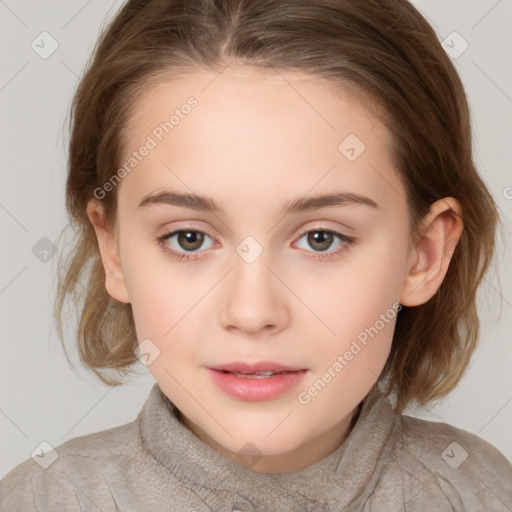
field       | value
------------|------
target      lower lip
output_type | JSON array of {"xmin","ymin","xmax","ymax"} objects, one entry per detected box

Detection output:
[{"xmin": 207, "ymin": 368, "xmax": 307, "ymax": 401}]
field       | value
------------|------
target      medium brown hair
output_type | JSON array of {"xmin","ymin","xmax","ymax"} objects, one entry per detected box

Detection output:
[{"xmin": 55, "ymin": 0, "xmax": 501, "ymax": 412}]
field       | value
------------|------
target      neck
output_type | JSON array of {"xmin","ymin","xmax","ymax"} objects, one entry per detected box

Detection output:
[{"xmin": 178, "ymin": 401, "xmax": 363, "ymax": 473}]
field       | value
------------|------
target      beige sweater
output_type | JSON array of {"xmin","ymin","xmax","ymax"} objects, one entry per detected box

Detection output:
[{"xmin": 1, "ymin": 382, "xmax": 511, "ymax": 511}]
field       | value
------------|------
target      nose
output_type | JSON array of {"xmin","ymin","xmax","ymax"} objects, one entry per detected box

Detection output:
[{"xmin": 218, "ymin": 251, "xmax": 290, "ymax": 336}]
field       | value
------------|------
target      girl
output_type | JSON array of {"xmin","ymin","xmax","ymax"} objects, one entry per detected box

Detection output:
[{"xmin": 1, "ymin": 0, "xmax": 511, "ymax": 510}]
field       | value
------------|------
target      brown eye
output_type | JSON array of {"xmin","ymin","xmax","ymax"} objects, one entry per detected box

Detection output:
[
  {"xmin": 157, "ymin": 229, "xmax": 215, "ymax": 260},
  {"xmin": 294, "ymin": 227, "xmax": 355, "ymax": 261}
]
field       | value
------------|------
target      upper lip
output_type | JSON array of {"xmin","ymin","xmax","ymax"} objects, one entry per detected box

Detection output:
[{"xmin": 209, "ymin": 361, "xmax": 306, "ymax": 373}]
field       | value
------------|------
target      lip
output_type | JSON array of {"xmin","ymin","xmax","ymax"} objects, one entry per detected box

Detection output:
[{"xmin": 206, "ymin": 361, "xmax": 308, "ymax": 401}]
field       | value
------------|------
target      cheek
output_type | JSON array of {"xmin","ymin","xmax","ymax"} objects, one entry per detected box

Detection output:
[
  {"xmin": 307, "ymin": 232, "xmax": 407, "ymax": 342},
  {"xmin": 295, "ymin": 241, "xmax": 403, "ymax": 419},
  {"xmin": 120, "ymin": 236, "xmax": 198, "ymax": 340},
  {"xmin": 126, "ymin": 263, "xmax": 206, "ymax": 387},
  {"xmin": 129, "ymin": 274, "xmax": 202, "ymax": 342}
]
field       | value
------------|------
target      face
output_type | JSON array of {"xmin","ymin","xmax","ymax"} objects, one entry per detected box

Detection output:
[{"xmin": 89, "ymin": 66, "xmax": 431, "ymax": 473}]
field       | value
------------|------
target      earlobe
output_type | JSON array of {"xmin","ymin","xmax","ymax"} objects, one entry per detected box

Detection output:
[
  {"xmin": 86, "ymin": 199, "xmax": 131, "ymax": 304},
  {"xmin": 400, "ymin": 198, "xmax": 463, "ymax": 307}
]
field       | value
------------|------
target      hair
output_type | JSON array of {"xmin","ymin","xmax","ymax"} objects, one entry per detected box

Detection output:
[{"xmin": 54, "ymin": 0, "xmax": 501, "ymax": 413}]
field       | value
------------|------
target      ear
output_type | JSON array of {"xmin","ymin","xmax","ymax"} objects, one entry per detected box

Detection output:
[
  {"xmin": 86, "ymin": 198, "xmax": 130, "ymax": 304},
  {"xmin": 400, "ymin": 197, "xmax": 463, "ymax": 307}
]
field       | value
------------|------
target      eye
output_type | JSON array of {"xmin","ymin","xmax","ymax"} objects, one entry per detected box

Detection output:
[
  {"xmin": 156, "ymin": 229, "xmax": 215, "ymax": 261},
  {"xmin": 294, "ymin": 228, "xmax": 355, "ymax": 260},
  {"xmin": 156, "ymin": 226, "xmax": 355, "ymax": 262}
]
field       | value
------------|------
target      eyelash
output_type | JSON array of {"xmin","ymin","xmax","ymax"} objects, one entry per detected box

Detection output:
[{"xmin": 155, "ymin": 226, "xmax": 356, "ymax": 262}]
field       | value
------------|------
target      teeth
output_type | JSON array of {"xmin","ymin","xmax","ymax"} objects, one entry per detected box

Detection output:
[{"xmin": 231, "ymin": 370, "xmax": 281, "ymax": 378}]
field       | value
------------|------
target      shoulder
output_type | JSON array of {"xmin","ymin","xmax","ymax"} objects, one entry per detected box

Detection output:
[
  {"xmin": 0, "ymin": 420, "xmax": 144, "ymax": 512},
  {"xmin": 391, "ymin": 412, "xmax": 512, "ymax": 508}
]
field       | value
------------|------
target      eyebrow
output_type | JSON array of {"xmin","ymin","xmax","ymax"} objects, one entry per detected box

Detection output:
[{"xmin": 137, "ymin": 190, "xmax": 379, "ymax": 215}]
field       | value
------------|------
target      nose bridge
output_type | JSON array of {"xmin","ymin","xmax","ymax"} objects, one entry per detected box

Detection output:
[{"xmin": 219, "ymin": 236, "xmax": 289, "ymax": 334}]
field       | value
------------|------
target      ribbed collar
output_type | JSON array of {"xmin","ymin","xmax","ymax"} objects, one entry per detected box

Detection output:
[{"xmin": 138, "ymin": 382, "xmax": 399, "ymax": 511}]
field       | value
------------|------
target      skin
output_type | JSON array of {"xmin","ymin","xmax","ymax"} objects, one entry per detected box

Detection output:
[{"xmin": 87, "ymin": 66, "xmax": 463, "ymax": 473}]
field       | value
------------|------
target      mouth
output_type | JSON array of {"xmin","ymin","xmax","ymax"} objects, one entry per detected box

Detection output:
[{"xmin": 206, "ymin": 361, "xmax": 308, "ymax": 401}]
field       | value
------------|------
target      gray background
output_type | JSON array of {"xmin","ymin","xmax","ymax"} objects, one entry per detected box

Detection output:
[{"xmin": 1, "ymin": 0, "xmax": 511, "ymax": 479}]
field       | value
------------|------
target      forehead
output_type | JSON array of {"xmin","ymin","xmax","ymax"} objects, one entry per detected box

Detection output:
[
  {"xmin": 124, "ymin": 65, "xmax": 383, "ymax": 135},
  {"xmin": 116, "ymin": 66, "xmax": 403, "ymax": 214}
]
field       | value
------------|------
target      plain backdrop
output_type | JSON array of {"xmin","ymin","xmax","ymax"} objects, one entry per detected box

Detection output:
[{"xmin": 1, "ymin": 0, "xmax": 511, "ymax": 479}]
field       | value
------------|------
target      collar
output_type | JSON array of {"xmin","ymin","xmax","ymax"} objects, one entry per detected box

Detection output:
[{"xmin": 138, "ymin": 382, "xmax": 399, "ymax": 510}]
